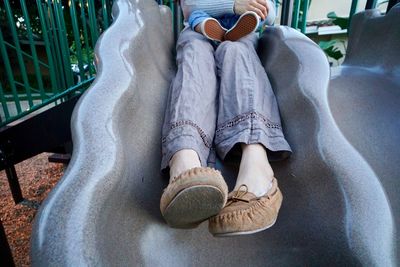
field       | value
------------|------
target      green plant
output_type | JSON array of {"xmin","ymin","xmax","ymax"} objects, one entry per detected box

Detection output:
[
  {"xmin": 327, "ymin": 11, "xmax": 350, "ymax": 29},
  {"xmin": 319, "ymin": 40, "xmax": 344, "ymax": 61},
  {"xmin": 69, "ymin": 41, "xmax": 94, "ymax": 65}
]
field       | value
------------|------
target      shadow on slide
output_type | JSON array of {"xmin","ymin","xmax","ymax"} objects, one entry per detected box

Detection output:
[{"xmin": 31, "ymin": 1, "xmax": 399, "ymax": 266}]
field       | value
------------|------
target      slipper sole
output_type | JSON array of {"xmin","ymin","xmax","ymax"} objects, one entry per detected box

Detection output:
[
  {"xmin": 163, "ymin": 185, "xmax": 226, "ymax": 229},
  {"xmin": 212, "ymin": 218, "xmax": 277, "ymax": 237}
]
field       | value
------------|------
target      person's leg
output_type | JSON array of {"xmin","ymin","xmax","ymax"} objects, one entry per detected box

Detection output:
[
  {"xmin": 160, "ymin": 28, "xmax": 228, "ymax": 228},
  {"xmin": 236, "ymin": 143, "xmax": 274, "ymax": 196},
  {"xmin": 214, "ymin": 33, "xmax": 291, "ymax": 196},
  {"xmin": 209, "ymin": 33, "xmax": 291, "ymax": 236},
  {"xmin": 161, "ymin": 28, "xmax": 218, "ymax": 177}
]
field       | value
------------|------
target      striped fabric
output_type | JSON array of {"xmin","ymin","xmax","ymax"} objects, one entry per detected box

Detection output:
[{"xmin": 181, "ymin": 0, "xmax": 276, "ymax": 25}]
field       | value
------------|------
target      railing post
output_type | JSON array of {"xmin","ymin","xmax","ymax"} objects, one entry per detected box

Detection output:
[
  {"xmin": 173, "ymin": 1, "xmax": 182, "ymax": 44},
  {"xmin": 20, "ymin": 0, "xmax": 46, "ymax": 100},
  {"xmin": 69, "ymin": 0, "xmax": 86, "ymax": 82},
  {"xmin": 5, "ymin": 165, "xmax": 24, "ymax": 204},
  {"xmin": 0, "ymin": 82, "xmax": 10, "ymax": 120},
  {"xmin": 291, "ymin": 0, "xmax": 301, "ymax": 29},
  {"xmin": 300, "ymin": 0, "xmax": 310, "ymax": 33},
  {"xmin": 365, "ymin": 0, "xmax": 378, "ymax": 9},
  {"xmin": 348, "ymin": 0, "xmax": 359, "ymax": 29},
  {"xmin": 281, "ymin": 0, "xmax": 294, "ymax": 26},
  {"xmin": 4, "ymin": 0, "xmax": 34, "ymax": 107},
  {"xmin": 0, "ymin": 147, "xmax": 24, "ymax": 204},
  {"xmin": 0, "ymin": 28, "xmax": 22, "ymax": 114}
]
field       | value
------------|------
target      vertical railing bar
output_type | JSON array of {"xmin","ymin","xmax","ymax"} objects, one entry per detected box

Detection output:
[
  {"xmin": 4, "ymin": 0, "xmax": 34, "ymax": 107},
  {"xmin": 349, "ymin": 0, "xmax": 359, "ymax": 29},
  {"xmin": 58, "ymin": 0, "xmax": 75, "ymax": 87},
  {"xmin": 0, "ymin": 29, "xmax": 22, "ymax": 113},
  {"xmin": 281, "ymin": 0, "xmax": 294, "ymax": 26},
  {"xmin": 20, "ymin": 0, "xmax": 46, "ymax": 100},
  {"xmin": 54, "ymin": 0, "xmax": 74, "ymax": 87},
  {"xmin": 87, "ymin": 0, "xmax": 99, "ymax": 48},
  {"xmin": 366, "ymin": 0, "xmax": 378, "ymax": 9},
  {"xmin": 291, "ymin": 0, "xmax": 301, "ymax": 29},
  {"xmin": 47, "ymin": 0, "xmax": 67, "ymax": 91},
  {"xmin": 173, "ymin": 1, "xmax": 183, "ymax": 42},
  {"xmin": 101, "ymin": 0, "xmax": 109, "ymax": 29},
  {"xmin": 79, "ymin": 0, "xmax": 93, "ymax": 76},
  {"xmin": 171, "ymin": 1, "xmax": 176, "ymax": 42},
  {"xmin": 36, "ymin": 0, "xmax": 59, "ymax": 94},
  {"xmin": 0, "ymin": 28, "xmax": 22, "ymax": 113},
  {"xmin": 69, "ymin": 0, "xmax": 86, "ymax": 82},
  {"xmin": 107, "ymin": 0, "xmax": 113, "ymax": 23},
  {"xmin": 0, "ymin": 81, "xmax": 11, "ymax": 119},
  {"xmin": 300, "ymin": 0, "xmax": 309, "ymax": 33}
]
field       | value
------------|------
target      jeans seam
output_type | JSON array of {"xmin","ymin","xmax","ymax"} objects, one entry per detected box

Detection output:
[
  {"xmin": 216, "ymin": 111, "xmax": 281, "ymax": 136},
  {"xmin": 162, "ymin": 120, "xmax": 213, "ymax": 148}
]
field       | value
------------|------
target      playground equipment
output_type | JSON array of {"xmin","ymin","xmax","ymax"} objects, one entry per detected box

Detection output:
[{"xmin": 30, "ymin": 0, "xmax": 399, "ymax": 266}]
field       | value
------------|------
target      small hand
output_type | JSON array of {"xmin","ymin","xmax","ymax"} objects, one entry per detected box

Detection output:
[{"xmin": 234, "ymin": 0, "xmax": 269, "ymax": 20}]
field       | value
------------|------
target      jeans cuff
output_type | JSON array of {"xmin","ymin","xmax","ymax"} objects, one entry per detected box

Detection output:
[
  {"xmin": 215, "ymin": 113, "xmax": 292, "ymax": 161},
  {"xmin": 161, "ymin": 125, "xmax": 211, "ymax": 170}
]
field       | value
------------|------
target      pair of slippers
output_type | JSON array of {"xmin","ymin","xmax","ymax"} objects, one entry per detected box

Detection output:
[
  {"xmin": 160, "ymin": 167, "xmax": 283, "ymax": 237},
  {"xmin": 199, "ymin": 11, "xmax": 260, "ymax": 42}
]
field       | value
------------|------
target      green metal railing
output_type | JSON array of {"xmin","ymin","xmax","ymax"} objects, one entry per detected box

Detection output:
[
  {"xmin": 0, "ymin": 0, "xmax": 387, "ymax": 127},
  {"xmin": 0, "ymin": 0, "xmax": 113, "ymax": 126},
  {"xmin": 289, "ymin": 0, "xmax": 380, "ymax": 34}
]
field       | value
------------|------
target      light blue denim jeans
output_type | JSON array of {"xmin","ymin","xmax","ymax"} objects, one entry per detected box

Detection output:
[{"xmin": 161, "ymin": 27, "xmax": 292, "ymax": 170}]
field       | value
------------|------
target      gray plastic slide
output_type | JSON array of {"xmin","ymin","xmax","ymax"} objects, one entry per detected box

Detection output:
[{"xmin": 31, "ymin": 0, "xmax": 399, "ymax": 266}]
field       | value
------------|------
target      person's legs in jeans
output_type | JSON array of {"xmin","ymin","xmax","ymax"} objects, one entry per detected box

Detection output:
[
  {"xmin": 161, "ymin": 28, "xmax": 218, "ymax": 179},
  {"xmin": 160, "ymin": 28, "xmax": 229, "ymax": 229},
  {"xmin": 214, "ymin": 33, "xmax": 292, "ymax": 196}
]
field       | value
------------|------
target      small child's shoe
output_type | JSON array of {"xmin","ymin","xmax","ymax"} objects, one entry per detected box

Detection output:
[
  {"xmin": 224, "ymin": 11, "xmax": 260, "ymax": 41},
  {"xmin": 200, "ymin": 18, "xmax": 227, "ymax": 42}
]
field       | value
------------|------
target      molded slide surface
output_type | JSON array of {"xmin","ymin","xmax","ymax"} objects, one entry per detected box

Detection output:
[{"xmin": 31, "ymin": 1, "xmax": 399, "ymax": 266}]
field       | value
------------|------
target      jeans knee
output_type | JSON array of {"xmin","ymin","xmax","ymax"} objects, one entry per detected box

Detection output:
[
  {"xmin": 216, "ymin": 41, "xmax": 247, "ymax": 56},
  {"xmin": 215, "ymin": 41, "xmax": 248, "ymax": 65}
]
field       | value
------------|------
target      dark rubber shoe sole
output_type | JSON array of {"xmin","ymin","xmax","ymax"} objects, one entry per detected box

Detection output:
[
  {"xmin": 202, "ymin": 18, "xmax": 226, "ymax": 42},
  {"xmin": 163, "ymin": 185, "xmax": 226, "ymax": 229},
  {"xmin": 225, "ymin": 12, "xmax": 259, "ymax": 41}
]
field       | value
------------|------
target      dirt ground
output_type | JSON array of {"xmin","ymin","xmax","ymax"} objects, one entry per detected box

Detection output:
[{"xmin": 0, "ymin": 153, "xmax": 64, "ymax": 267}]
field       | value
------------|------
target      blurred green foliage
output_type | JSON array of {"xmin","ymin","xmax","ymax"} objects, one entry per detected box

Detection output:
[
  {"xmin": 319, "ymin": 40, "xmax": 344, "ymax": 61},
  {"xmin": 327, "ymin": 11, "xmax": 350, "ymax": 29}
]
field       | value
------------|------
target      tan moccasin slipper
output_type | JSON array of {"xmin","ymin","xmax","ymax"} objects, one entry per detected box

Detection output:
[
  {"xmin": 160, "ymin": 167, "xmax": 228, "ymax": 229},
  {"xmin": 208, "ymin": 178, "xmax": 282, "ymax": 236}
]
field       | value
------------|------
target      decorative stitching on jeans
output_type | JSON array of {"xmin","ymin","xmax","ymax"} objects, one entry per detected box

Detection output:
[
  {"xmin": 216, "ymin": 111, "xmax": 281, "ymax": 136},
  {"xmin": 162, "ymin": 120, "xmax": 212, "ymax": 148}
]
